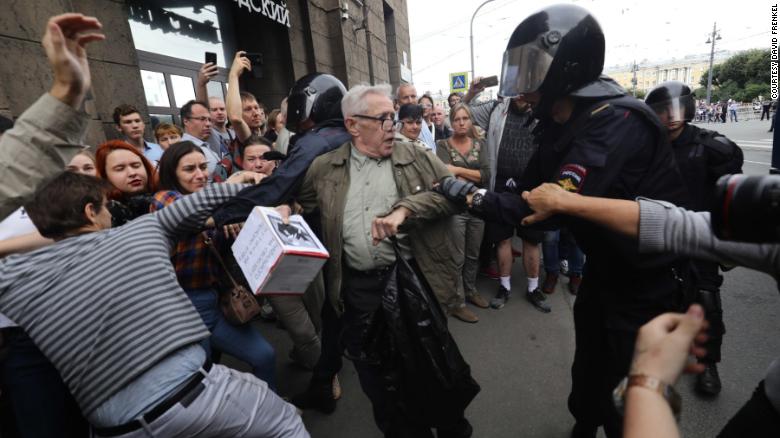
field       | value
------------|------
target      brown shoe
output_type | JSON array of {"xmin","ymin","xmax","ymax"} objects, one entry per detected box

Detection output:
[
  {"xmin": 450, "ymin": 306, "xmax": 479, "ymax": 323},
  {"xmin": 467, "ymin": 293, "xmax": 489, "ymax": 309},
  {"xmin": 542, "ymin": 272, "xmax": 559, "ymax": 294},
  {"xmin": 568, "ymin": 274, "xmax": 582, "ymax": 295}
]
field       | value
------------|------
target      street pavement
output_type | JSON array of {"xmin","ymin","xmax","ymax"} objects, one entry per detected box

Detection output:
[{"xmin": 225, "ymin": 117, "xmax": 779, "ymax": 437}]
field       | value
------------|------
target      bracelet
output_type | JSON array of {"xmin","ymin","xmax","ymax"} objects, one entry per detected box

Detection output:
[{"xmin": 613, "ymin": 374, "xmax": 682, "ymax": 420}]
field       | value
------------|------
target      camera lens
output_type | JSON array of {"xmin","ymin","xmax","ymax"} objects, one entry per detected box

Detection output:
[{"xmin": 711, "ymin": 174, "xmax": 780, "ymax": 242}]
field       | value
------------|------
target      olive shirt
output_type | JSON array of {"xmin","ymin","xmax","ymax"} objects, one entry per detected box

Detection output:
[
  {"xmin": 297, "ymin": 140, "xmax": 462, "ymax": 313},
  {"xmin": 434, "ymin": 138, "xmax": 490, "ymax": 188},
  {"xmin": 342, "ymin": 145, "xmax": 412, "ymax": 270}
]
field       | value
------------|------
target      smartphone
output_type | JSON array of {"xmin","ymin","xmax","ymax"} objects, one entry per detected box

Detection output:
[
  {"xmin": 481, "ymin": 75, "xmax": 499, "ymax": 87},
  {"xmin": 241, "ymin": 52, "xmax": 264, "ymax": 79},
  {"xmin": 205, "ymin": 51, "xmax": 217, "ymax": 65},
  {"xmin": 242, "ymin": 52, "xmax": 264, "ymax": 66}
]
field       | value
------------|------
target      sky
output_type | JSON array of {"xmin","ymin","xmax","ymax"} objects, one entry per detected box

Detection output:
[{"xmin": 407, "ymin": 0, "xmax": 768, "ymax": 96}]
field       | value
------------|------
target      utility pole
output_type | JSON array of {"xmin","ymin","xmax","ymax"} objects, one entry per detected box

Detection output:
[
  {"xmin": 470, "ymin": 0, "xmax": 496, "ymax": 80},
  {"xmin": 631, "ymin": 61, "xmax": 639, "ymax": 97},
  {"xmin": 705, "ymin": 22, "xmax": 721, "ymax": 105}
]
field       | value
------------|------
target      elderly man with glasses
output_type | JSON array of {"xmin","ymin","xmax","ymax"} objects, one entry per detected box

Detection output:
[{"xmin": 290, "ymin": 83, "xmax": 473, "ymax": 437}]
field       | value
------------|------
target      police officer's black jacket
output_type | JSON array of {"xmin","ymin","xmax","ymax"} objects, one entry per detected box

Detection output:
[
  {"xmin": 671, "ymin": 124, "xmax": 743, "ymax": 212},
  {"xmin": 672, "ymin": 124, "xmax": 743, "ymax": 295},
  {"xmin": 212, "ymin": 120, "xmax": 351, "ymax": 228},
  {"xmin": 481, "ymin": 95, "xmax": 692, "ymax": 329}
]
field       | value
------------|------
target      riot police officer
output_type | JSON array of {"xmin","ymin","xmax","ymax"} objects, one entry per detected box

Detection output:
[
  {"xmin": 645, "ymin": 81, "xmax": 744, "ymax": 397},
  {"xmin": 213, "ymin": 73, "xmax": 350, "ymax": 413},
  {"xmin": 435, "ymin": 5, "xmax": 692, "ymax": 437}
]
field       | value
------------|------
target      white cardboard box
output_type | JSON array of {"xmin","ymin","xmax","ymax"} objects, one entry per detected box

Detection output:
[{"xmin": 232, "ymin": 207, "xmax": 329, "ymax": 295}]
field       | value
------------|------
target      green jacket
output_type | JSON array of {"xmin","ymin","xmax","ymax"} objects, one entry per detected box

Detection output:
[{"xmin": 297, "ymin": 140, "xmax": 462, "ymax": 314}]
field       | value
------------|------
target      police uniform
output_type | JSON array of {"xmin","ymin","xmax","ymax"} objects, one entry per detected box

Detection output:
[
  {"xmin": 671, "ymin": 124, "xmax": 743, "ymax": 366},
  {"xmin": 476, "ymin": 90, "xmax": 692, "ymax": 437}
]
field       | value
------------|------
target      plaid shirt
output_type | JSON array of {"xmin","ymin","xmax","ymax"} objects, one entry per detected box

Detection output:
[{"xmin": 150, "ymin": 191, "xmax": 216, "ymax": 290}]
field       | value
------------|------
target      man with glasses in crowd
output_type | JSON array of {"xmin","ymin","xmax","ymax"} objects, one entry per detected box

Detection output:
[
  {"xmin": 291, "ymin": 83, "xmax": 472, "ymax": 436},
  {"xmin": 180, "ymin": 100, "xmax": 221, "ymax": 180}
]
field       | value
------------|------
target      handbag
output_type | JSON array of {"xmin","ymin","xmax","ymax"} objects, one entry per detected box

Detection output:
[{"xmin": 203, "ymin": 232, "xmax": 261, "ymax": 325}]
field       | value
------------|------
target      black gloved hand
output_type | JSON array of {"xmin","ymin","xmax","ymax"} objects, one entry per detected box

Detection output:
[{"xmin": 432, "ymin": 177, "xmax": 476, "ymax": 205}]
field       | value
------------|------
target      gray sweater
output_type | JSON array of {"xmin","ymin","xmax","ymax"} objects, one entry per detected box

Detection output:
[
  {"xmin": 638, "ymin": 198, "xmax": 780, "ymax": 413},
  {"xmin": 0, "ymin": 183, "xmax": 245, "ymax": 414}
]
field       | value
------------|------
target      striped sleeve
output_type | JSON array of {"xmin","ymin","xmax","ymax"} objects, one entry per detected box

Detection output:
[{"xmin": 153, "ymin": 183, "xmax": 248, "ymax": 239}]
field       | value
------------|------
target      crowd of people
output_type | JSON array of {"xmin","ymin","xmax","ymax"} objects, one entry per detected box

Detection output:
[{"xmin": 0, "ymin": 5, "xmax": 777, "ymax": 438}]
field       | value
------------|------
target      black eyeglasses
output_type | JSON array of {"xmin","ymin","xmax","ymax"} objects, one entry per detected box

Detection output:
[{"xmin": 353, "ymin": 114, "xmax": 396, "ymax": 131}]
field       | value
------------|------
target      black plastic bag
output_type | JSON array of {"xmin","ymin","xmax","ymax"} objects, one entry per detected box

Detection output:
[{"xmin": 368, "ymin": 241, "xmax": 481, "ymax": 428}]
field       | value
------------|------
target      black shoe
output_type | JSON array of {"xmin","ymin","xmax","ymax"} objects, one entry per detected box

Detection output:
[
  {"xmin": 490, "ymin": 286, "xmax": 511, "ymax": 309},
  {"xmin": 695, "ymin": 363, "xmax": 722, "ymax": 397},
  {"xmin": 291, "ymin": 378, "xmax": 336, "ymax": 414},
  {"xmin": 526, "ymin": 288, "xmax": 551, "ymax": 313}
]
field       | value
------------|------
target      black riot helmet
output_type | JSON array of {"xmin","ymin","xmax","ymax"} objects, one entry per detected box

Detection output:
[
  {"xmin": 499, "ymin": 4, "xmax": 605, "ymax": 115},
  {"xmin": 286, "ymin": 73, "xmax": 347, "ymax": 134},
  {"xmin": 645, "ymin": 81, "xmax": 696, "ymax": 123}
]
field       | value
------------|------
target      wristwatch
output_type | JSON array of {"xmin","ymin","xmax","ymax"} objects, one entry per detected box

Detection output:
[
  {"xmin": 470, "ymin": 189, "xmax": 487, "ymax": 211},
  {"xmin": 613, "ymin": 374, "xmax": 682, "ymax": 420}
]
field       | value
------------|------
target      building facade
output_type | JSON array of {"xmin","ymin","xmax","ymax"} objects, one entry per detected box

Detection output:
[
  {"xmin": 605, "ymin": 52, "xmax": 733, "ymax": 95},
  {"xmin": 0, "ymin": 0, "xmax": 412, "ymax": 145}
]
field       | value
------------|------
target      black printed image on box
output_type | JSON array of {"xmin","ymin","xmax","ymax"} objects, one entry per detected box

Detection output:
[{"xmin": 232, "ymin": 207, "xmax": 329, "ymax": 295}]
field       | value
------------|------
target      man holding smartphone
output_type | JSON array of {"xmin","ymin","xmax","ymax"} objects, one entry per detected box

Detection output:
[{"xmin": 463, "ymin": 76, "xmax": 549, "ymax": 313}]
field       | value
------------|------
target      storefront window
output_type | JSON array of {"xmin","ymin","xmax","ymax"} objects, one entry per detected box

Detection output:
[
  {"xmin": 207, "ymin": 81, "xmax": 225, "ymax": 101},
  {"xmin": 128, "ymin": 1, "xmax": 228, "ymax": 67},
  {"xmin": 150, "ymin": 114, "xmax": 174, "ymax": 128},
  {"xmin": 140, "ymin": 70, "xmax": 170, "ymax": 107},
  {"xmin": 170, "ymin": 74, "xmax": 196, "ymax": 107}
]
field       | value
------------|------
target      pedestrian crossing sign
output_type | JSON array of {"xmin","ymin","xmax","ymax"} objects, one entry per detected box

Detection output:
[{"xmin": 450, "ymin": 72, "xmax": 469, "ymax": 93}]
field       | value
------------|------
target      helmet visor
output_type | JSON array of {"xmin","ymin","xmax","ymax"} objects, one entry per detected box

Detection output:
[
  {"xmin": 285, "ymin": 92, "xmax": 313, "ymax": 133},
  {"xmin": 648, "ymin": 95, "xmax": 695, "ymax": 123},
  {"xmin": 499, "ymin": 44, "xmax": 554, "ymax": 98}
]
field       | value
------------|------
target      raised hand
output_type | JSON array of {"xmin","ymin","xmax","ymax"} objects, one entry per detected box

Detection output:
[{"xmin": 43, "ymin": 13, "xmax": 105, "ymax": 108}]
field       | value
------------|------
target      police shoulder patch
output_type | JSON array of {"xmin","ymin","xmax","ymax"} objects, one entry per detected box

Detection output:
[{"xmin": 557, "ymin": 164, "xmax": 587, "ymax": 193}]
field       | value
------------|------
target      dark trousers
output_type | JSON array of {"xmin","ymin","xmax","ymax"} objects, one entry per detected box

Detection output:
[
  {"xmin": 717, "ymin": 381, "xmax": 780, "ymax": 437},
  {"xmin": 694, "ymin": 261, "xmax": 725, "ymax": 363},
  {"xmin": 1, "ymin": 329, "xmax": 88, "ymax": 438},
  {"xmin": 311, "ymin": 297, "xmax": 343, "ymax": 383},
  {"xmin": 762, "ymin": 105, "xmax": 771, "ymax": 120},
  {"xmin": 568, "ymin": 286, "xmax": 637, "ymax": 438},
  {"xmin": 342, "ymin": 265, "xmax": 471, "ymax": 438}
]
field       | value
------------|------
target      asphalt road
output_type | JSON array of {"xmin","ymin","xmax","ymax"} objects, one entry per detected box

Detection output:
[{"xmin": 225, "ymin": 117, "xmax": 779, "ymax": 438}]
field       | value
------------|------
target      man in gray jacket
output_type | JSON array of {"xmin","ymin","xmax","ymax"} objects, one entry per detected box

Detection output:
[{"xmin": 463, "ymin": 78, "xmax": 548, "ymax": 313}]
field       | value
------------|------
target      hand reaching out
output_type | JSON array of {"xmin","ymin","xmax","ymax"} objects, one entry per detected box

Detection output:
[{"xmin": 630, "ymin": 304, "xmax": 709, "ymax": 386}]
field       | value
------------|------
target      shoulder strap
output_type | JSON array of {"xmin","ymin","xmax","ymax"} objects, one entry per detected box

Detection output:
[{"xmin": 202, "ymin": 232, "xmax": 241, "ymax": 289}]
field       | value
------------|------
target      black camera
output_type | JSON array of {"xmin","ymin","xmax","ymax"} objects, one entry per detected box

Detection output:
[{"xmin": 711, "ymin": 174, "xmax": 780, "ymax": 242}]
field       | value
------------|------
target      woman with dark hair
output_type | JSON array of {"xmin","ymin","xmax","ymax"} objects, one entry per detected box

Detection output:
[
  {"xmin": 150, "ymin": 141, "xmax": 278, "ymax": 388},
  {"xmin": 95, "ymin": 140, "xmax": 157, "ymax": 227},
  {"xmin": 418, "ymin": 94, "xmax": 435, "ymax": 130},
  {"xmin": 435, "ymin": 103, "xmax": 491, "ymax": 322},
  {"xmin": 395, "ymin": 103, "xmax": 428, "ymax": 149}
]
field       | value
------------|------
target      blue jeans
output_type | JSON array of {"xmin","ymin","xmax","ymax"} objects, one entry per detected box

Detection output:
[
  {"xmin": 187, "ymin": 289, "xmax": 276, "ymax": 390},
  {"xmin": 543, "ymin": 230, "xmax": 585, "ymax": 276}
]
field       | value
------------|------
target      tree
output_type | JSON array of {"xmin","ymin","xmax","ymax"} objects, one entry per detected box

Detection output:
[{"xmin": 699, "ymin": 49, "xmax": 770, "ymax": 101}]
